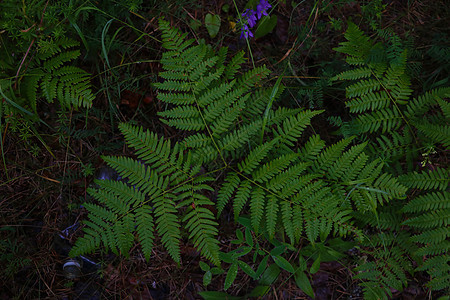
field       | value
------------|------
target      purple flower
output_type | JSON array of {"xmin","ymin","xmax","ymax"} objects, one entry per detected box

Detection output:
[
  {"xmin": 242, "ymin": 9, "xmax": 257, "ymax": 28},
  {"xmin": 238, "ymin": 0, "xmax": 271, "ymax": 40},
  {"xmin": 256, "ymin": 0, "xmax": 271, "ymax": 19},
  {"xmin": 240, "ymin": 24, "xmax": 254, "ymax": 39}
]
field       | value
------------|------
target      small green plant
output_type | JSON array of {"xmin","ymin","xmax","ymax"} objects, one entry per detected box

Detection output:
[
  {"xmin": 0, "ymin": 0, "xmax": 94, "ymax": 121},
  {"xmin": 0, "ymin": 227, "xmax": 32, "ymax": 279}
]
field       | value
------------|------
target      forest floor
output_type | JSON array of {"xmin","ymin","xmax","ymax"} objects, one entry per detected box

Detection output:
[{"xmin": 0, "ymin": 0, "xmax": 448, "ymax": 299}]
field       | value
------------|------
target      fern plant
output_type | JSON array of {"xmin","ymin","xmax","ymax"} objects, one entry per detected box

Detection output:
[
  {"xmin": 70, "ymin": 122, "xmax": 220, "ymax": 264},
  {"xmin": 0, "ymin": 36, "xmax": 94, "ymax": 120},
  {"xmin": 332, "ymin": 22, "xmax": 450, "ymax": 297},
  {"xmin": 71, "ymin": 19, "xmax": 412, "ymax": 288}
]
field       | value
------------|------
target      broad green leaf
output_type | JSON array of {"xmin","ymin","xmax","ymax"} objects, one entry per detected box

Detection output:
[
  {"xmin": 219, "ymin": 251, "xmax": 234, "ymax": 263},
  {"xmin": 248, "ymin": 285, "xmax": 270, "ymax": 297},
  {"xmin": 254, "ymin": 15, "xmax": 278, "ymax": 39},
  {"xmin": 295, "ymin": 270, "xmax": 315, "ymax": 298},
  {"xmin": 238, "ymin": 260, "xmax": 256, "ymax": 278},
  {"xmin": 270, "ymin": 245, "xmax": 286, "ymax": 256},
  {"xmin": 255, "ymin": 255, "xmax": 269, "ymax": 278},
  {"xmin": 211, "ymin": 267, "xmax": 224, "ymax": 275},
  {"xmin": 205, "ymin": 14, "xmax": 221, "ymax": 38},
  {"xmin": 272, "ymin": 255, "xmax": 295, "ymax": 273},
  {"xmin": 259, "ymin": 263, "xmax": 280, "ymax": 285},
  {"xmin": 199, "ymin": 291, "xmax": 242, "ymax": 300},
  {"xmin": 203, "ymin": 270, "xmax": 212, "ymax": 286},
  {"xmin": 231, "ymin": 246, "xmax": 252, "ymax": 259},
  {"xmin": 224, "ymin": 263, "xmax": 238, "ymax": 290},
  {"xmin": 310, "ymin": 254, "xmax": 321, "ymax": 274},
  {"xmin": 299, "ymin": 256, "xmax": 307, "ymax": 271},
  {"xmin": 199, "ymin": 261, "xmax": 210, "ymax": 272},
  {"xmin": 236, "ymin": 229, "xmax": 244, "ymax": 242},
  {"xmin": 245, "ymin": 228, "xmax": 254, "ymax": 247}
]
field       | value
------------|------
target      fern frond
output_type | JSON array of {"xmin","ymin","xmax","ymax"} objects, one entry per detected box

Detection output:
[
  {"xmin": 136, "ymin": 205, "xmax": 155, "ymax": 261},
  {"xmin": 346, "ymin": 79, "xmax": 380, "ymax": 98},
  {"xmin": 21, "ymin": 71, "xmax": 44, "ymax": 112},
  {"xmin": 233, "ymin": 180, "xmax": 252, "ymax": 221},
  {"xmin": 265, "ymin": 195, "xmax": 279, "ymax": 239},
  {"xmin": 153, "ymin": 194, "xmax": 182, "ymax": 263},
  {"xmin": 333, "ymin": 67, "xmax": 372, "ymax": 81},
  {"xmin": 398, "ymin": 168, "xmax": 449, "ymax": 190},
  {"xmin": 402, "ymin": 209, "xmax": 450, "ymax": 229},
  {"xmin": 273, "ymin": 110, "xmax": 323, "ymax": 147},
  {"xmin": 253, "ymin": 153, "xmax": 298, "ymax": 183},
  {"xmin": 333, "ymin": 22, "xmax": 373, "ymax": 62},
  {"xmin": 411, "ymin": 227, "xmax": 449, "ymax": 245},
  {"xmin": 354, "ymin": 108, "xmax": 402, "ymax": 133},
  {"xmin": 224, "ymin": 51, "xmax": 245, "ymax": 80},
  {"xmin": 402, "ymin": 191, "xmax": 449, "ymax": 212},
  {"xmin": 354, "ymin": 233, "xmax": 412, "ymax": 300},
  {"xmin": 181, "ymin": 194, "xmax": 220, "ymax": 265},
  {"xmin": 327, "ymin": 142, "xmax": 367, "ymax": 180},
  {"xmin": 218, "ymin": 120, "xmax": 261, "ymax": 152},
  {"xmin": 217, "ymin": 172, "xmax": 240, "ymax": 216},
  {"xmin": 238, "ymin": 140, "xmax": 276, "ymax": 174},
  {"xmin": 312, "ymin": 137, "xmax": 354, "ymax": 173},
  {"xmin": 43, "ymin": 50, "xmax": 80, "ymax": 71},
  {"xmin": 415, "ymin": 122, "xmax": 450, "ymax": 147},
  {"xmin": 346, "ymin": 91, "xmax": 390, "ymax": 113},
  {"xmin": 159, "ymin": 19, "xmax": 191, "ymax": 51}
]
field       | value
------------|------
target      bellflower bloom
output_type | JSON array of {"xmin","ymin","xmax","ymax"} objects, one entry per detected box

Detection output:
[
  {"xmin": 238, "ymin": 0, "xmax": 271, "ymax": 40},
  {"xmin": 242, "ymin": 9, "xmax": 257, "ymax": 28},
  {"xmin": 240, "ymin": 24, "xmax": 254, "ymax": 39},
  {"xmin": 256, "ymin": 0, "xmax": 271, "ymax": 19}
]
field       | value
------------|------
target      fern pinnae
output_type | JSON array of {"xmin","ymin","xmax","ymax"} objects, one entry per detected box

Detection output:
[
  {"xmin": 224, "ymin": 50, "xmax": 245, "ymax": 80},
  {"xmin": 196, "ymin": 80, "xmax": 235, "ymax": 107},
  {"xmin": 311, "ymin": 136, "xmax": 354, "ymax": 173},
  {"xmin": 265, "ymin": 194, "xmax": 279, "ymax": 239},
  {"xmin": 273, "ymin": 110, "xmax": 323, "ymax": 147},
  {"xmin": 280, "ymin": 200, "xmax": 295, "ymax": 244},
  {"xmin": 210, "ymin": 98, "xmax": 247, "ymax": 137},
  {"xmin": 402, "ymin": 191, "xmax": 449, "ymax": 212},
  {"xmin": 233, "ymin": 180, "xmax": 252, "ymax": 221},
  {"xmin": 136, "ymin": 205, "xmax": 155, "ymax": 261},
  {"xmin": 153, "ymin": 193, "xmax": 182, "ymax": 263},
  {"xmin": 252, "ymin": 153, "xmax": 298, "ymax": 183},
  {"xmin": 193, "ymin": 65, "xmax": 224, "ymax": 94},
  {"xmin": 181, "ymin": 192, "xmax": 220, "ymax": 265},
  {"xmin": 266, "ymin": 162, "xmax": 310, "ymax": 192},
  {"xmin": 250, "ymin": 187, "xmax": 265, "ymax": 232},
  {"xmin": 346, "ymin": 91, "xmax": 391, "ymax": 113},
  {"xmin": 415, "ymin": 122, "xmax": 450, "ymax": 147},
  {"xmin": 398, "ymin": 167, "xmax": 449, "ymax": 190},
  {"xmin": 22, "ymin": 72, "xmax": 43, "ymax": 112},
  {"xmin": 238, "ymin": 139, "xmax": 277, "ymax": 174},
  {"xmin": 217, "ymin": 172, "xmax": 240, "ymax": 216},
  {"xmin": 326, "ymin": 142, "xmax": 367, "ymax": 180}
]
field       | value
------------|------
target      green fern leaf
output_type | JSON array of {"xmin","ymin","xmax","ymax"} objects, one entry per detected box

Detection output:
[
  {"xmin": 398, "ymin": 168, "xmax": 449, "ymax": 190},
  {"xmin": 273, "ymin": 110, "xmax": 323, "ymax": 147},
  {"xmin": 265, "ymin": 195, "xmax": 279, "ymax": 239},
  {"xmin": 233, "ymin": 180, "xmax": 252, "ymax": 221},
  {"xmin": 250, "ymin": 187, "xmax": 265, "ymax": 232},
  {"xmin": 136, "ymin": 205, "xmax": 155, "ymax": 261}
]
